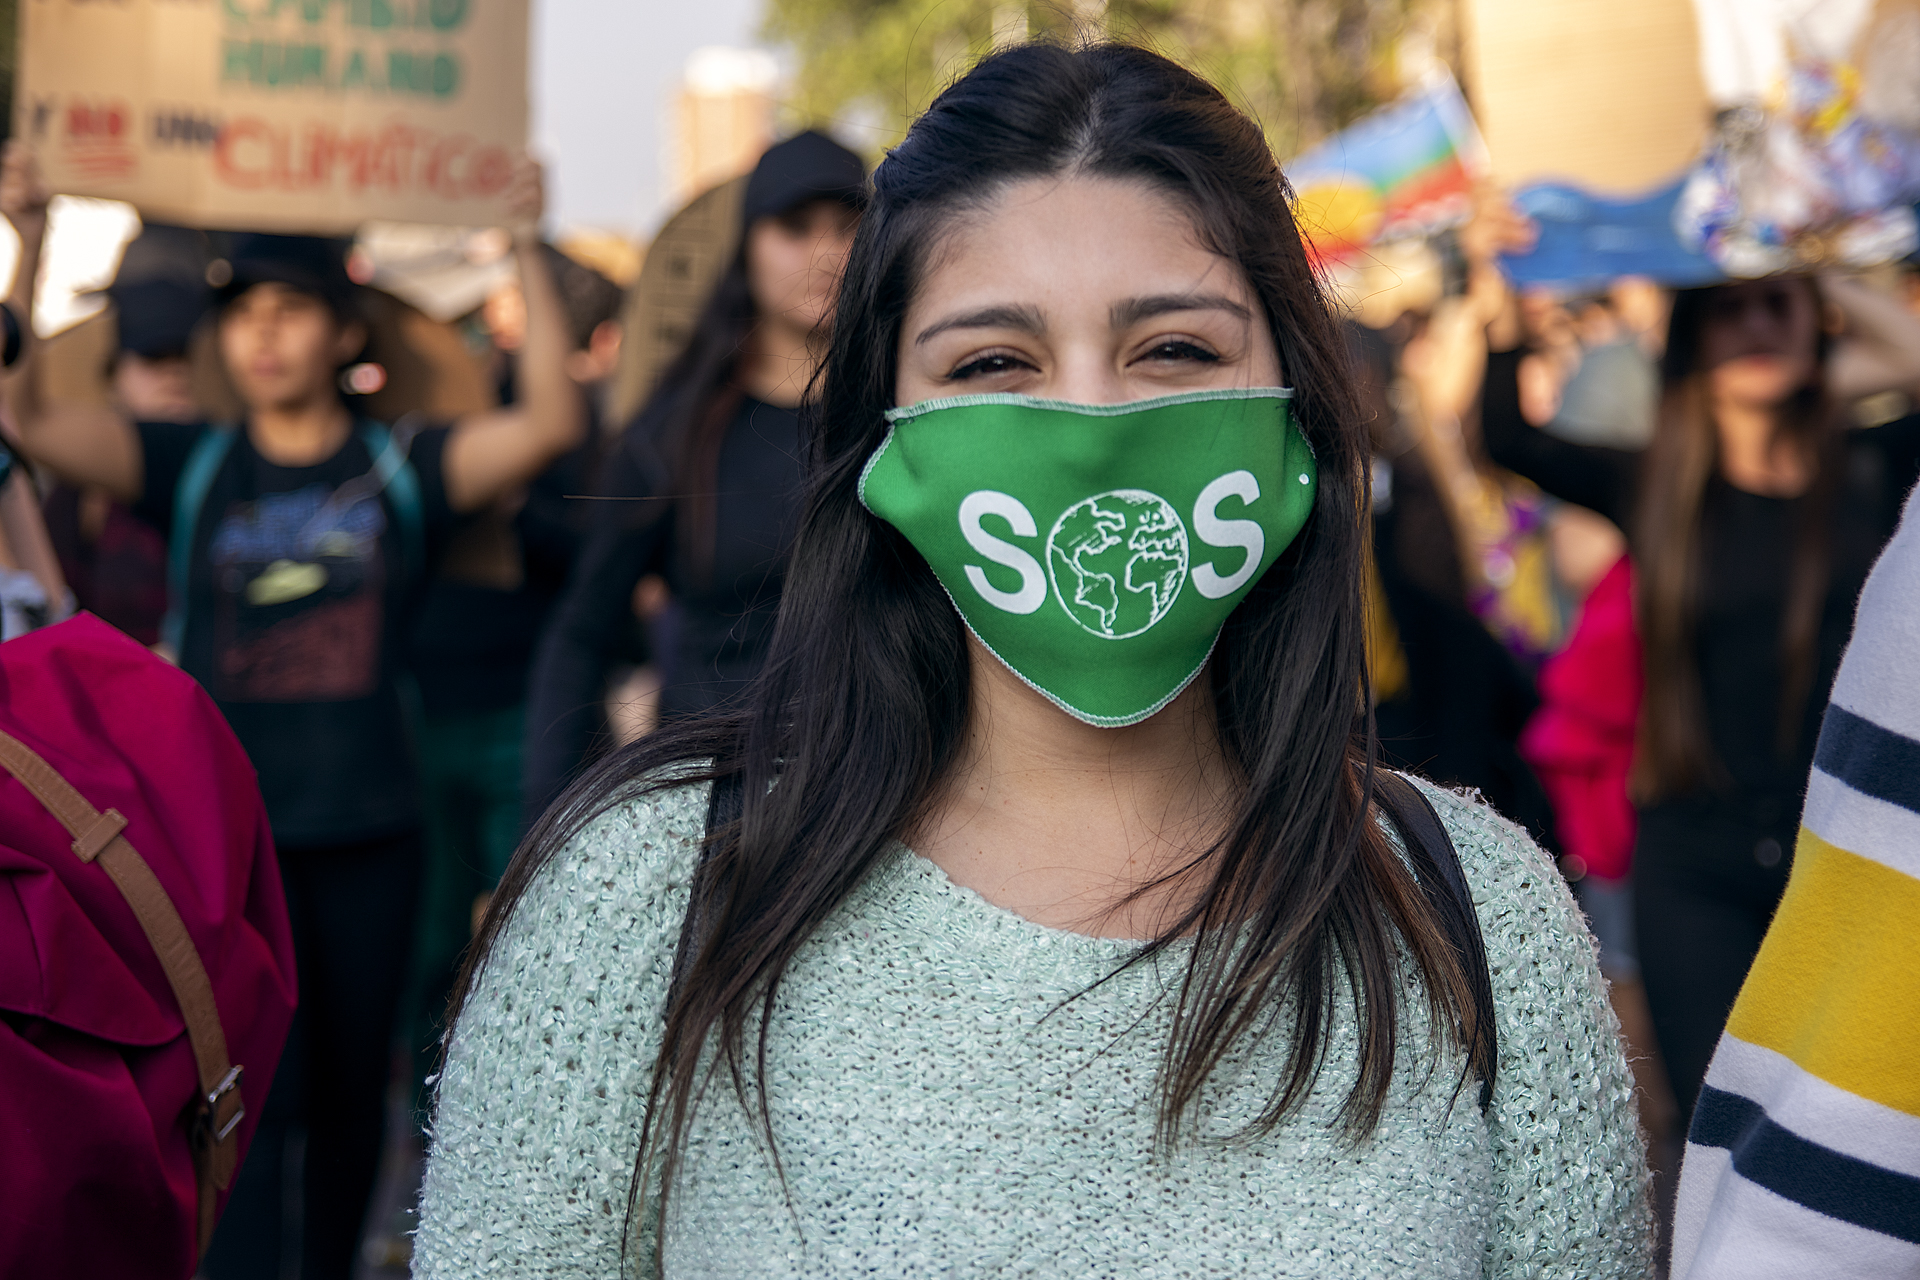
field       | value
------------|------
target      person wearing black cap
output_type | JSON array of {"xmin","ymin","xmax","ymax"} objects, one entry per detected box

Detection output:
[
  {"xmin": 104, "ymin": 277, "xmax": 210, "ymax": 421},
  {"xmin": 0, "ymin": 140, "xmax": 586, "ymax": 1279},
  {"xmin": 41, "ymin": 255, "xmax": 213, "ymax": 646},
  {"xmin": 522, "ymin": 129, "xmax": 865, "ymax": 819}
]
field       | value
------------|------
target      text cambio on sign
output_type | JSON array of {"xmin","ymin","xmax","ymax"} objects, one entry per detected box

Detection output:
[{"xmin": 16, "ymin": 0, "xmax": 529, "ymax": 231}]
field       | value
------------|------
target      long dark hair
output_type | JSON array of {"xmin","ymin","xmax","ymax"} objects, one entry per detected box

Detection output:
[
  {"xmin": 450, "ymin": 40, "xmax": 1492, "ymax": 1256},
  {"xmin": 1631, "ymin": 279, "xmax": 1840, "ymax": 800},
  {"xmin": 618, "ymin": 244, "xmax": 756, "ymax": 574}
]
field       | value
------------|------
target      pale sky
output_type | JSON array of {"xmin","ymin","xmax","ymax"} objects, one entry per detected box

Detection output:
[{"xmin": 531, "ymin": 0, "xmax": 770, "ymax": 237}]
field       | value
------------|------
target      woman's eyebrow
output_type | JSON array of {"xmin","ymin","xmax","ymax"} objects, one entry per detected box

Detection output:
[
  {"xmin": 913, "ymin": 303, "xmax": 1047, "ymax": 346},
  {"xmin": 1111, "ymin": 292, "xmax": 1252, "ymax": 328}
]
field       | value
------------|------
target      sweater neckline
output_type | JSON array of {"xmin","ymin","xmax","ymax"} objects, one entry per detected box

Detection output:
[{"xmin": 872, "ymin": 842, "xmax": 1185, "ymax": 959}]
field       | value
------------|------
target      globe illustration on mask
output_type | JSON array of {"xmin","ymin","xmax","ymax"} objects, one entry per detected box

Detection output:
[{"xmin": 1045, "ymin": 490, "xmax": 1190, "ymax": 639}]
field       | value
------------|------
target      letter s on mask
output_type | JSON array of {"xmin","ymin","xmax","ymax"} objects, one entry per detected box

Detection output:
[
  {"xmin": 958, "ymin": 490, "xmax": 1046, "ymax": 614},
  {"xmin": 1191, "ymin": 471, "xmax": 1265, "ymax": 599}
]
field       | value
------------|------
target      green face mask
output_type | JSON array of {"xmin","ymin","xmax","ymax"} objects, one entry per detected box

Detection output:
[{"xmin": 859, "ymin": 387, "xmax": 1316, "ymax": 726}]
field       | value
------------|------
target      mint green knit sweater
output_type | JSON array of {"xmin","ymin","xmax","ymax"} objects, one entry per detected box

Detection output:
[{"xmin": 414, "ymin": 776, "xmax": 1651, "ymax": 1277}]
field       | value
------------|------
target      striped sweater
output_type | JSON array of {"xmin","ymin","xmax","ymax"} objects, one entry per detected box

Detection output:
[{"xmin": 1671, "ymin": 485, "xmax": 1920, "ymax": 1277}]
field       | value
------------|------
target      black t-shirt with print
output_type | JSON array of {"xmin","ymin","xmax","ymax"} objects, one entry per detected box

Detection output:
[{"xmin": 134, "ymin": 420, "xmax": 460, "ymax": 848}]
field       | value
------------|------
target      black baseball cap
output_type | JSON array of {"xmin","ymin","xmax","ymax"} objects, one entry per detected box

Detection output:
[
  {"xmin": 82, "ymin": 224, "xmax": 215, "ymax": 358},
  {"xmin": 213, "ymin": 234, "xmax": 360, "ymax": 320},
  {"xmin": 741, "ymin": 130, "xmax": 868, "ymax": 226},
  {"xmin": 108, "ymin": 278, "xmax": 210, "ymax": 359}
]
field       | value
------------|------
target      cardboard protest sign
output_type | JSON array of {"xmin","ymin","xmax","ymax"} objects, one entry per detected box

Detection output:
[
  {"xmin": 607, "ymin": 175, "xmax": 746, "ymax": 428},
  {"xmin": 1286, "ymin": 73, "xmax": 1488, "ymax": 266},
  {"xmin": 1461, "ymin": 0, "xmax": 1724, "ymax": 286},
  {"xmin": 1461, "ymin": 0, "xmax": 1709, "ymax": 195},
  {"xmin": 16, "ymin": 0, "xmax": 529, "ymax": 233}
]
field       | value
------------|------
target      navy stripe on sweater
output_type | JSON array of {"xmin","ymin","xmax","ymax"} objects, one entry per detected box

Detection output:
[
  {"xmin": 1814, "ymin": 705, "xmax": 1920, "ymax": 818},
  {"xmin": 1691, "ymin": 1085, "xmax": 1920, "ymax": 1244}
]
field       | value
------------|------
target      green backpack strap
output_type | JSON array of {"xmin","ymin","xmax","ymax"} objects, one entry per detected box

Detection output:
[
  {"xmin": 359, "ymin": 421, "xmax": 424, "ymax": 591},
  {"xmin": 359, "ymin": 421, "xmax": 428, "ymax": 748},
  {"xmin": 160, "ymin": 425, "xmax": 240, "ymax": 657},
  {"xmin": 160, "ymin": 423, "xmax": 424, "ymax": 659}
]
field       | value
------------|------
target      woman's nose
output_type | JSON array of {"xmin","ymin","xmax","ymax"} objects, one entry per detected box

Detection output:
[
  {"xmin": 1045, "ymin": 352, "xmax": 1130, "ymax": 405},
  {"xmin": 1738, "ymin": 300, "xmax": 1778, "ymax": 336}
]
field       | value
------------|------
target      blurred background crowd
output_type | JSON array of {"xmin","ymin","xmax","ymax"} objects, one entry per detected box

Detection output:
[{"xmin": 0, "ymin": 0, "xmax": 1917, "ymax": 1276}]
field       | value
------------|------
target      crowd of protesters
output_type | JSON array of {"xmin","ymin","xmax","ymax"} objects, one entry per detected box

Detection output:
[{"xmin": 1, "ymin": 32, "xmax": 1918, "ymax": 1280}]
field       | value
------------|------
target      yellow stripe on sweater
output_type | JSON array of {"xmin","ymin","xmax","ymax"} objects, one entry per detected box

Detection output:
[{"xmin": 1726, "ymin": 828, "xmax": 1920, "ymax": 1119}]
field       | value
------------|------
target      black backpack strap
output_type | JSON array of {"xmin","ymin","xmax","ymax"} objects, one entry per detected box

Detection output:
[
  {"xmin": 667, "ymin": 771, "xmax": 745, "ymax": 1006},
  {"xmin": 1373, "ymin": 770, "xmax": 1498, "ymax": 1110}
]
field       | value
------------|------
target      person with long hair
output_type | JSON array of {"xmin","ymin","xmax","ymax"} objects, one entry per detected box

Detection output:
[
  {"xmin": 417, "ymin": 44, "xmax": 1649, "ymax": 1277},
  {"xmin": 522, "ymin": 132, "xmax": 864, "ymax": 817},
  {"xmin": 1473, "ymin": 205, "xmax": 1920, "ymax": 1129}
]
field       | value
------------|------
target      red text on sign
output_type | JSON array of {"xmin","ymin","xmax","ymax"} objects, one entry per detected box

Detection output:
[{"xmin": 213, "ymin": 116, "xmax": 512, "ymax": 202}]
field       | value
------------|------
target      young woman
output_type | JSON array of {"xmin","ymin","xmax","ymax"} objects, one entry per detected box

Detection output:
[
  {"xmin": 1, "ymin": 143, "xmax": 585, "ymax": 1278},
  {"xmin": 1474, "ymin": 210, "xmax": 1920, "ymax": 1125},
  {"xmin": 419, "ymin": 44, "xmax": 1648, "ymax": 1277},
  {"xmin": 522, "ymin": 131, "xmax": 864, "ymax": 817}
]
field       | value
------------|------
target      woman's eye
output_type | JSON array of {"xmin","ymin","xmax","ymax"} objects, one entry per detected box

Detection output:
[
  {"xmin": 949, "ymin": 353, "xmax": 1030, "ymax": 380},
  {"xmin": 1139, "ymin": 340, "xmax": 1220, "ymax": 364}
]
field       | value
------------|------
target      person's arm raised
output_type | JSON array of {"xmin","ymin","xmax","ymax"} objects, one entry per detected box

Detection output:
[
  {"xmin": 1458, "ymin": 188, "xmax": 1639, "ymax": 525},
  {"xmin": 441, "ymin": 157, "xmax": 587, "ymax": 514},
  {"xmin": 0, "ymin": 143, "xmax": 143, "ymax": 502},
  {"xmin": 0, "ymin": 463, "xmax": 70, "ymax": 613},
  {"xmin": 1457, "ymin": 187, "xmax": 1534, "ymax": 355},
  {"xmin": 1823, "ymin": 273, "xmax": 1920, "ymax": 404}
]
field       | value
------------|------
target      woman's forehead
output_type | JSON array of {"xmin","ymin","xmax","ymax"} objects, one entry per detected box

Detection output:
[
  {"xmin": 911, "ymin": 174, "xmax": 1251, "ymax": 316},
  {"xmin": 1711, "ymin": 277, "xmax": 1814, "ymax": 307}
]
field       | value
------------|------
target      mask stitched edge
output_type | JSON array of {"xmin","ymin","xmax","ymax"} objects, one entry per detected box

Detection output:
[{"xmin": 883, "ymin": 385, "xmax": 1295, "ymax": 423}]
